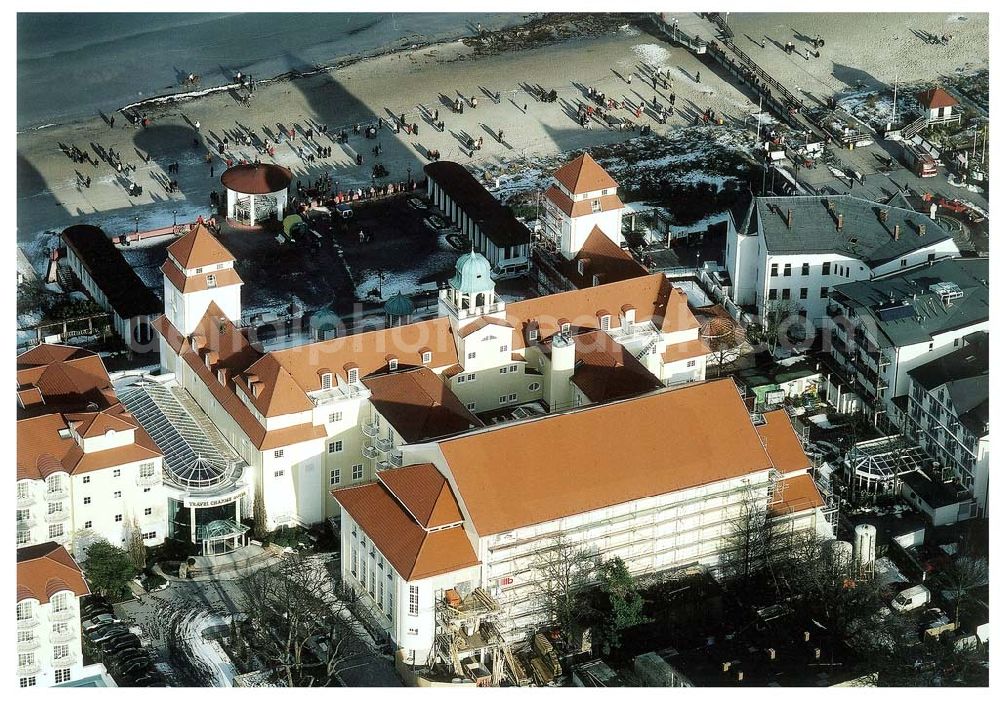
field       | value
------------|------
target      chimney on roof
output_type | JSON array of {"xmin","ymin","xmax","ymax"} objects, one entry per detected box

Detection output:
[
  {"xmin": 786, "ymin": 208, "xmax": 793, "ymax": 229},
  {"xmin": 918, "ymin": 223, "xmax": 926, "ymax": 236},
  {"xmin": 803, "ymin": 630, "xmax": 810, "ymax": 642},
  {"xmin": 814, "ymin": 648, "xmax": 821, "ymax": 661},
  {"xmin": 722, "ymin": 661, "xmax": 731, "ymax": 673},
  {"xmin": 768, "ymin": 648, "xmax": 776, "ymax": 661},
  {"xmin": 929, "ymin": 203, "xmax": 938, "ymax": 220},
  {"xmin": 878, "ymin": 209, "xmax": 888, "ymax": 223},
  {"xmin": 836, "ymin": 214, "xmax": 844, "ymax": 231},
  {"xmin": 217, "ymin": 368, "xmax": 228, "ymax": 386},
  {"xmin": 251, "ymin": 382, "xmax": 262, "ymax": 398},
  {"xmin": 893, "ymin": 224, "xmax": 901, "ymax": 240},
  {"xmin": 737, "ymin": 671, "xmax": 744, "ymax": 682}
]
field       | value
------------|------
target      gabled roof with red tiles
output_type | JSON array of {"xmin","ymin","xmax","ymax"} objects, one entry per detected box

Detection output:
[
  {"xmin": 563, "ymin": 226, "xmax": 648, "ymax": 288},
  {"xmin": 17, "ymin": 542, "xmax": 90, "ymax": 604},
  {"xmin": 661, "ymin": 338, "xmax": 712, "ymax": 364},
  {"xmin": 64, "ymin": 407, "xmax": 137, "ymax": 438},
  {"xmin": 378, "ymin": 463, "xmax": 464, "ymax": 529},
  {"xmin": 438, "ymin": 378, "xmax": 776, "ymax": 536},
  {"xmin": 569, "ymin": 329, "xmax": 663, "ymax": 403},
  {"xmin": 332, "ymin": 481, "xmax": 479, "ymax": 581},
  {"xmin": 552, "ymin": 153, "xmax": 618, "ymax": 194},
  {"xmin": 17, "ymin": 406, "xmax": 162, "ymax": 481},
  {"xmin": 17, "ymin": 343, "xmax": 98, "ymax": 369},
  {"xmin": 16, "ymin": 344, "xmax": 115, "ymax": 418},
  {"xmin": 916, "ymin": 87, "xmax": 959, "ymax": 109},
  {"xmin": 236, "ymin": 353, "xmax": 313, "ymax": 417},
  {"xmin": 364, "ymin": 367, "xmax": 483, "ymax": 443},
  {"xmin": 167, "ymin": 224, "xmax": 236, "ymax": 270},
  {"xmin": 458, "ymin": 315, "xmax": 514, "ymax": 338},
  {"xmin": 162, "ymin": 257, "xmax": 243, "ymax": 293}
]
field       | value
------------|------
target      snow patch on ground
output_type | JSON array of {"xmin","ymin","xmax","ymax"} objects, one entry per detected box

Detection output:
[{"xmin": 631, "ymin": 43, "xmax": 670, "ymax": 67}]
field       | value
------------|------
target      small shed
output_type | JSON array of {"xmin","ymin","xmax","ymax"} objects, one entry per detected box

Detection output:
[
  {"xmin": 915, "ymin": 87, "xmax": 960, "ymax": 125},
  {"xmin": 221, "ymin": 163, "xmax": 293, "ymax": 226}
]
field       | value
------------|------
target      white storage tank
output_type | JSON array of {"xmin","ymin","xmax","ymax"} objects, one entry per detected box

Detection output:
[
  {"xmin": 827, "ymin": 540, "xmax": 854, "ymax": 574},
  {"xmin": 854, "ymin": 524, "xmax": 877, "ymax": 571}
]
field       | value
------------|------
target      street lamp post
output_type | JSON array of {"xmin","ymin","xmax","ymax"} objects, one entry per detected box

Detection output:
[
  {"xmin": 173, "ymin": 210, "xmax": 178, "ymax": 229},
  {"xmin": 134, "ymin": 216, "xmax": 139, "ymax": 235}
]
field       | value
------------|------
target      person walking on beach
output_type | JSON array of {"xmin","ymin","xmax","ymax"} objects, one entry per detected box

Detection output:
[
  {"xmin": 497, "ymin": 129, "xmax": 504, "ymax": 143},
  {"xmin": 109, "ymin": 115, "xmax": 115, "ymax": 128},
  {"xmin": 626, "ymin": 73, "xmax": 633, "ymax": 85}
]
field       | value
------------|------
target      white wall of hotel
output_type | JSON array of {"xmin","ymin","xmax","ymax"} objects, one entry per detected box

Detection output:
[
  {"xmin": 339, "ymin": 441, "xmax": 831, "ymax": 664},
  {"xmin": 425, "ymin": 177, "xmax": 529, "ymax": 276},
  {"xmin": 226, "ymin": 187, "xmax": 288, "ymax": 227},
  {"xmin": 62, "ymin": 246, "xmax": 154, "ymax": 349},
  {"xmin": 725, "ymin": 228, "xmax": 960, "ymax": 327},
  {"xmin": 16, "ymin": 455, "xmax": 167, "ymax": 553},
  {"xmin": 16, "ymin": 588, "xmax": 95, "ymax": 687}
]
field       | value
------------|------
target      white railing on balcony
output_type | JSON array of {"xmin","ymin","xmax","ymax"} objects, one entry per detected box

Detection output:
[
  {"xmin": 136, "ymin": 471, "xmax": 162, "ymax": 487},
  {"xmin": 17, "ymin": 637, "xmax": 40, "ymax": 653},
  {"xmin": 361, "ymin": 445, "xmax": 380, "ymax": 460},
  {"xmin": 45, "ymin": 488, "xmax": 69, "ymax": 501},
  {"xmin": 17, "ymin": 494, "xmax": 36, "ymax": 509},
  {"xmin": 361, "ymin": 423, "xmax": 379, "ymax": 438},
  {"xmin": 50, "ymin": 609, "xmax": 75, "ymax": 622},
  {"xmin": 375, "ymin": 437, "xmax": 393, "ymax": 453},
  {"xmin": 17, "ymin": 516, "xmax": 38, "ymax": 530},
  {"xmin": 388, "ymin": 450, "xmax": 404, "ymax": 468},
  {"xmin": 16, "ymin": 662, "xmax": 41, "ymax": 677},
  {"xmin": 376, "ymin": 461, "xmax": 392, "ymax": 472},
  {"xmin": 45, "ymin": 509, "xmax": 70, "ymax": 523},
  {"xmin": 17, "ymin": 615, "xmax": 39, "ymax": 629},
  {"xmin": 52, "ymin": 652, "xmax": 79, "ymax": 667},
  {"xmin": 51, "ymin": 629, "xmax": 75, "ymax": 645}
]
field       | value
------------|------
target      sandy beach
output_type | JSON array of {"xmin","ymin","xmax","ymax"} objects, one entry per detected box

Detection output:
[{"xmin": 16, "ymin": 12, "xmax": 989, "ymax": 259}]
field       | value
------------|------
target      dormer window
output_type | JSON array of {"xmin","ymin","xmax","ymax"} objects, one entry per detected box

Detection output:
[
  {"xmin": 195, "ymin": 267, "xmax": 203, "ymax": 274},
  {"xmin": 321, "ymin": 373, "xmax": 333, "ymax": 390},
  {"xmin": 561, "ymin": 322, "xmax": 571, "ymax": 335},
  {"xmin": 347, "ymin": 368, "xmax": 359, "ymax": 384},
  {"xmin": 591, "ymin": 199, "xmax": 602, "ymax": 212},
  {"xmin": 207, "ymin": 274, "xmax": 217, "ymax": 288},
  {"xmin": 600, "ymin": 315, "xmax": 611, "ymax": 331},
  {"xmin": 421, "ymin": 351, "xmax": 432, "ymax": 365},
  {"xmin": 577, "ymin": 260, "xmax": 586, "ymax": 276},
  {"xmin": 388, "ymin": 358, "xmax": 398, "ymax": 371},
  {"xmin": 592, "ymin": 275, "xmax": 601, "ymax": 287}
]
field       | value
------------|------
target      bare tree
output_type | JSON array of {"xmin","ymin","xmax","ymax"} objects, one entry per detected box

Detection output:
[
  {"xmin": 236, "ymin": 555, "xmax": 361, "ymax": 687},
  {"xmin": 252, "ymin": 483, "xmax": 268, "ymax": 541},
  {"xmin": 938, "ymin": 556, "xmax": 988, "ymax": 629},
  {"xmin": 701, "ymin": 317, "xmax": 746, "ymax": 377},
  {"xmin": 533, "ymin": 535, "xmax": 600, "ymax": 645},
  {"xmin": 720, "ymin": 481, "xmax": 789, "ymax": 591},
  {"xmin": 125, "ymin": 516, "xmax": 146, "ymax": 570}
]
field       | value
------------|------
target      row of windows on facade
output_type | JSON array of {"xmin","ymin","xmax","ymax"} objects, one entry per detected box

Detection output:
[
  {"xmin": 767, "ymin": 286, "xmax": 830, "ymax": 301},
  {"xmin": 17, "ymin": 463, "xmax": 157, "ymax": 497},
  {"xmin": 19, "ymin": 669, "xmax": 72, "ymax": 687},
  {"xmin": 770, "ymin": 262, "xmax": 853, "ymax": 278},
  {"xmin": 350, "ymin": 546, "xmax": 395, "ymax": 618}
]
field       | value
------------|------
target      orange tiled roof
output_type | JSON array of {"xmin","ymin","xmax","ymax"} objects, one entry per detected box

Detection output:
[
  {"xmin": 17, "ymin": 344, "xmax": 115, "ymax": 418},
  {"xmin": 167, "ymin": 224, "xmax": 236, "ymax": 269},
  {"xmin": 563, "ymin": 226, "xmax": 648, "ymax": 288},
  {"xmin": 661, "ymin": 338, "xmax": 712, "ymax": 364},
  {"xmin": 161, "ymin": 258, "xmax": 244, "ymax": 294},
  {"xmin": 770, "ymin": 472, "xmax": 825, "ymax": 516},
  {"xmin": 17, "ymin": 542, "xmax": 90, "ymax": 604},
  {"xmin": 333, "ymin": 481, "xmax": 479, "ymax": 581},
  {"xmin": 552, "ymin": 153, "xmax": 618, "ymax": 194},
  {"xmin": 916, "ymin": 87, "xmax": 959, "ymax": 109},
  {"xmin": 439, "ymin": 379, "xmax": 775, "ymax": 535},
  {"xmin": 237, "ymin": 354, "xmax": 313, "ymax": 417},
  {"xmin": 378, "ymin": 463, "xmax": 464, "ymax": 528},
  {"xmin": 569, "ymin": 329, "xmax": 662, "ymax": 403},
  {"xmin": 64, "ymin": 408, "xmax": 137, "ymax": 438},
  {"xmin": 364, "ymin": 367, "xmax": 483, "ymax": 443},
  {"xmin": 756, "ymin": 410, "xmax": 812, "ymax": 473},
  {"xmin": 458, "ymin": 316, "xmax": 513, "ymax": 338},
  {"xmin": 544, "ymin": 185, "xmax": 624, "ymax": 218}
]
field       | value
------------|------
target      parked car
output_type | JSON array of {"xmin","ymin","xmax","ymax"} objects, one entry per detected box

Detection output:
[
  {"xmin": 82, "ymin": 613, "xmax": 118, "ymax": 632},
  {"xmin": 81, "ymin": 601, "xmax": 113, "ymax": 619},
  {"xmin": 108, "ymin": 647, "xmax": 145, "ymax": 666},
  {"xmin": 101, "ymin": 634, "xmax": 141, "ymax": 652},
  {"xmin": 117, "ymin": 660, "xmax": 154, "ymax": 682},
  {"xmin": 335, "ymin": 203, "xmax": 353, "ymax": 220},
  {"xmin": 132, "ymin": 674, "xmax": 164, "ymax": 687},
  {"xmin": 892, "ymin": 585, "xmax": 932, "ymax": 612},
  {"xmin": 88, "ymin": 625, "xmax": 130, "ymax": 644}
]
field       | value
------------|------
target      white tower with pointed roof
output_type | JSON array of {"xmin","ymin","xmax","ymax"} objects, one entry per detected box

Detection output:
[
  {"xmin": 161, "ymin": 224, "xmax": 243, "ymax": 336},
  {"xmin": 542, "ymin": 153, "xmax": 626, "ymax": 260}
]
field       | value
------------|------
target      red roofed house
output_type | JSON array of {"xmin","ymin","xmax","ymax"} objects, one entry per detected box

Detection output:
[
  {"xmin": 17, "ymin": 542, "xmax": 109, "ymax": 687},
  {"xmin": 915, "ymin": 87, "xmax": 961, "ymax": 126},
  {"xmin": 541, "ymin": 152, "xmax": 626, "ymax": 260}
]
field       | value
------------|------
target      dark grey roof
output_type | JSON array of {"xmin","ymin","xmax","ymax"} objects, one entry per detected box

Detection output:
[
  {"xmin": 754, "ymin": 195, "xmax": 953, "ymax": 267},
  {"xmin": 424, "ymin": 162, "xmax": 530, "ymax": 247},
  {"xmin": 832, "ymin": 258, "xmax": 988, "ymax": 347},
  {"xmin": 909, "ymin": 332, "xmax": 988, "ymax": 437}
]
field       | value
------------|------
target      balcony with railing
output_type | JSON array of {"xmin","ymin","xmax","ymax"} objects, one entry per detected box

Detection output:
[
  {"xmin": 17, "ymin": 515, "xmax": 37, "ymax": 530},
  {"xmin": 52, "ymin": 652, "xmax": 79, "ymax": 667},
  {"xmin": 16, "ymin": 662, "xmax": 41, "ymax": 677},
  {"xmin": 17, "ymin": 636, "xmax": 40, "ymax": 653},
  {"xmin": 50, "ymin": 608, "xmax": 75, "ymax": 622},
  {"xmin": 45, "ymin": 487, "xmax": 69, "ymax": 501},
  {"xmin": 361, "ymin": 423, "xmax": 380, "ymax": 438},
  {"xmin": 45, "ymin": 508, "xmax": 70, "ymax": 523},
  {"xmin": 376, "ymin": 460, "xmax": 392, "ymax": 472},
  {"xmin": 361, "ymin": 445, "xmax": 380, "ymax": 460},
  {"xmin": 17, "ymin": 493, "xmax": 36, "ymax": 509},
  {"xmin": 375, "ymin": 437, "xmax": 393, "ymax": 453},
  {"xmin": 51, "ymin": 628, "xmax": 75, "ymax": 645},
  {"xmin": 388, "ymin": 450, "xmax": 404, "ymax": 468},
  {"xmin": 17, "ymin": 614, "xmax": 39, "ymax": 629}
]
